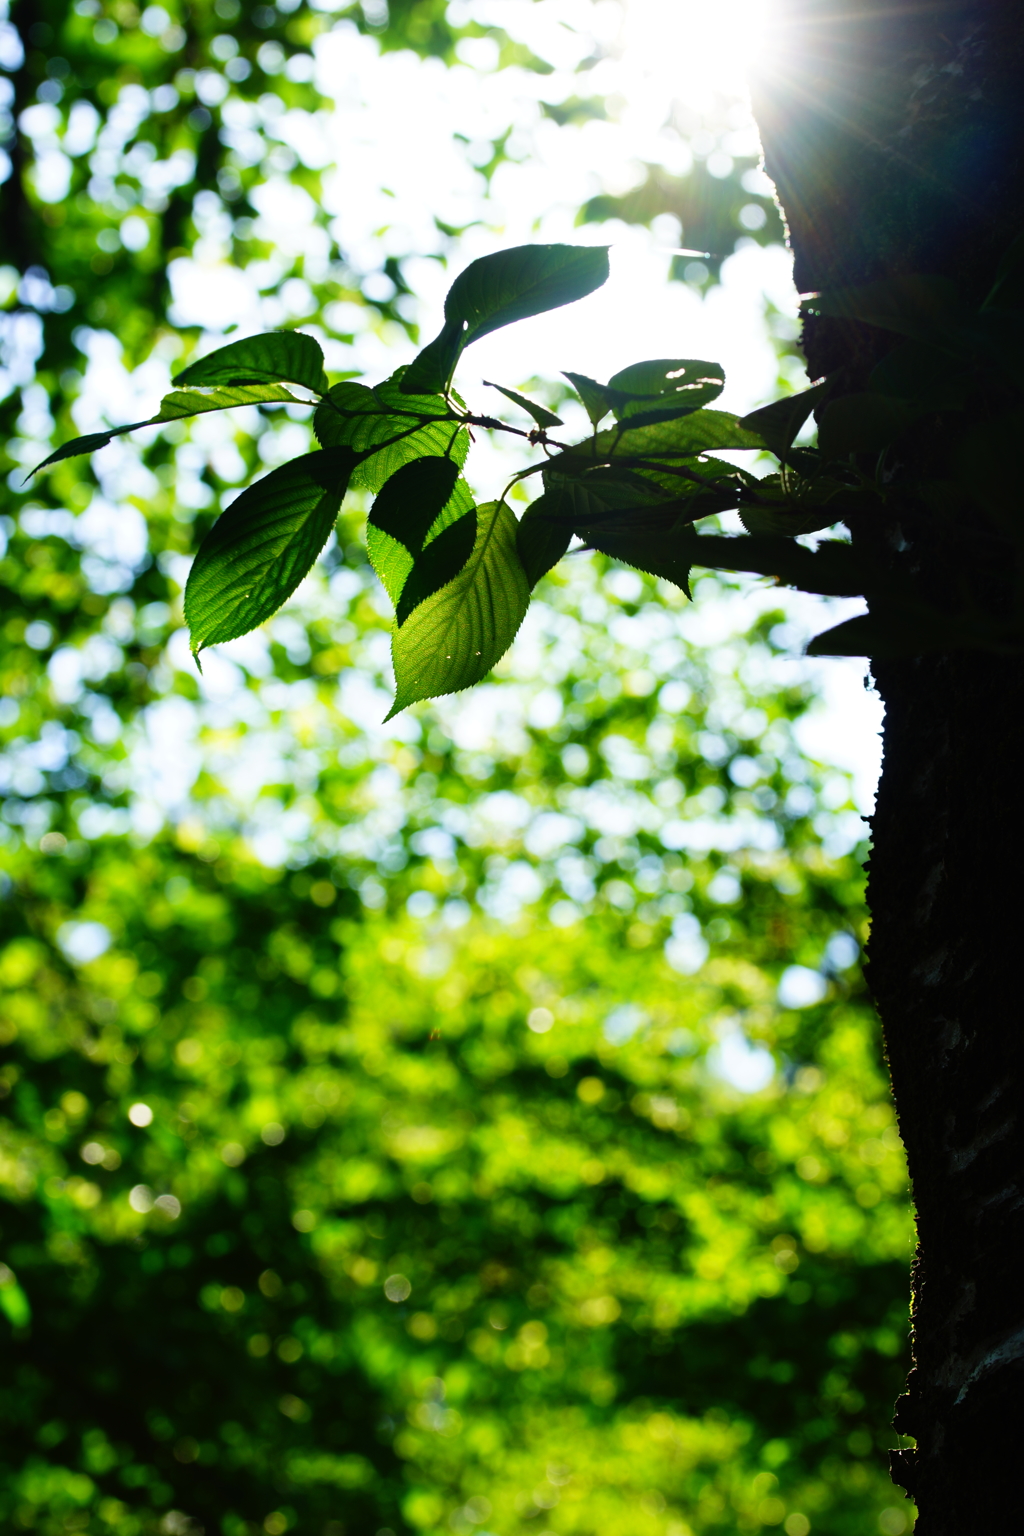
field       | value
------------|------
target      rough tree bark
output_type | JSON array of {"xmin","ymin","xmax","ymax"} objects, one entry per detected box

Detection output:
[{"xmin": 751, "ymin": 3, "xmax": 1024, "ymax": 1530}]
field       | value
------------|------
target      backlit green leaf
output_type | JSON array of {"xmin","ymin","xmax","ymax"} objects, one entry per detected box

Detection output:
[
  {"xmin": 401, "ymin": 245, "xmax": 609, "ymax": 396},
  {"xmin": 484, "ymin": 381, "xmax": 563, "ymax": 429},
  {"xmin": 367, "ymin": 460, "xmax": 475, "ymax": 612},
  {"xmin": 27, "ymin": 384, "xmax": 302, "ymax": 478},
  {"xmin": 174, "ymin": 331, "xmax": 329, "ymax": 394},
  {"xmin": 154, "ymin": 384, "xmax": 300, "ymax": 421},
  {"xmin": 185, "ymin": 447, "xmax": 356, "ymax": 656},
  {"xmin": 445, "ymin": 243, "xmax": 610, "ymax": 344},
  {"xmin": 396, "ymin": 511, "xmax": 477, "ymax": 626},
  {"xmin": 563, "ymin": 371, "xmax": 615, "ymax": 427},
  {"xmin": 588, "ymin": 524, "xmax": 695, "ymax": 595},
  {"xmin": 738, "ymin": 505, "xmax": 840, "ymax": 537},
  {"xmin": 27, "ymin": 423, "xmax": 147, "ymax": 477},
  {"xmin": 387, "ymin": 500, "xmax": 530, "ymax": 718},
  {"xmin": 516, "ymin": 492, "xmax": 573, "ymax": 588},
  {"xmin": 737, "ymin": 470, "xmax": 849, "ymax": 536},
  {"xmin": 315, "ymin": 374, "xmax": 467, "ymax": 493},
  {"xmin": 606, "ymin": 358, "xmax": 725, "ymax": 428},
  {"xmin": 738, "ymin": 379, "xmax": 833, "ymax": 460},
  {"xmin": 398, "ymin": 320, "xmax": 467, "ymax": 397},
  {"xmin": 548, "ymin": 409, "xmax": 764, "ymax": 480},
  {"xmin": 370, "ymin": 456, "xmax": 461, "ymax": 554}
]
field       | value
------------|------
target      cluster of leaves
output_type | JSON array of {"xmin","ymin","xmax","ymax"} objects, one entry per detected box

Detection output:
[{"xmin": 36, "ymin": 236, "xmax": 1024, "ymax": 720}]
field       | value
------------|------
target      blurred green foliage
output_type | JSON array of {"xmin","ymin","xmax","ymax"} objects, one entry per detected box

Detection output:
[
  {"xmin": 0, "ymin": 580, "xmax": 914, "ymax": 1536},
  {"xmin": 0, "ymin": 3, "xmax": 913, "ymax": 1536}
]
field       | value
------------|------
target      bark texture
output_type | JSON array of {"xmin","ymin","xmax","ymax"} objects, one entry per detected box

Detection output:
[{"xmin": 751, "ymin": 3, "xmax": 1024, "ymax": 1529}]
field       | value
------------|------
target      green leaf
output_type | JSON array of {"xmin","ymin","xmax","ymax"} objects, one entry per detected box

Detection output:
[
  {"xmin": 550, "ymin": 477, "xmax": 696, "ymax": 593},
  {"xmin": 174, "ymin": 331, "xmax": 329, "ymax": 394},
  {"xmin": 484, "ymin": 381, "xmax": 563, "ymax": 429},
  {"xmin": 387, "ymin": 500, "xmax": 530, "ymax": 718},
  {"xmin": 738, "ymin": 379, "xmax": 833, "ymax": 460},
  {"xmin": 605, "ymin": 358, "xmax": 725, "ymax": 428},
  {"xmin": 587, "ymin": 524, "xmax": 694, "ymax": 595},
  {"xmin": 314, "ymin": 373, "xmax": 467, "ymax": 493},
  {"xmin": 153, "ymin": 384, "xmax": 301, "ymax": 421},
  {"xmin": 516, "ymin": 492, "xmax": 573, "ymax": 588},
  {"xmin": 547, "ymin": 409, "xmax": 764, "ymax": 480},
  {"xmin": 599, "ymin": 408, "xmax": 764, "ymax": 460},
  {"xmin": 401, "ymin": 244, "xmax": 610, "ymax": 396},
  {"xmin": 445, "ymin": 243, "xmax": 610, "ymax": 345},
  {"xmin": 27, "ymin": 423, "xmax": 148, "ymax": 477},
  {"xmin": 396, "ymin": 511, "xmax": 477, "ymax": 626},
  {"xmin": 367, "ymin": 459, "xmax": 475, "ymax": 613},
  {"xmin": 399, "ymin": 320, "xmax": 467, "ymax": 397},
  {"xmin": 184, "ymin": 447, "xmax": 356, "ymax": 656},
  {"xmin": 736, "ymin": 470, "xmax": 852, "ymax": 536},
  {"xmin": 27, "ymin": 383, "xmax": 303, "ymax": 478},
  {"xmin": 369, "ymin": 456, "xmax": 461, "ymax": 554},
  {"xmin": 806, "ymin": 275, "xmax": 962, "ymax": 343},
  {"xmin": 817, "ymin": 393, "xmax": 920, "ymax": 459},
  {"xmin": 562, "ymin": 371, "xmax": 614, "ymax": 427}
]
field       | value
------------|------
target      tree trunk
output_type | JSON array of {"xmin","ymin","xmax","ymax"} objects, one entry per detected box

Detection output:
[{"xmin": 751, "ymin": 4, "xmax": 1024, "ymax": 1529}]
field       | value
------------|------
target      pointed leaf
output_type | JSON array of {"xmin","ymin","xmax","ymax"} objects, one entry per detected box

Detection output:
[
  {"xmin": 484, "ymin": 381, "xmax": 563, "ymax": 429},
  {"xmin": 185, "ymin": 447, "xmax": 356, "ymax": 654},
  {"xmin": 367, "ymin": 463, "xmax": 474, "ymax": 607},
  {"xmin": 563, "ymin": 371, "xmax": 614, "ymax": 426},
  {"xmin": 516, "ymin": 493, "xmax": 573, "ymax": 588},
  {"xmin": 548, "ymin": 409, "xmax": 764, "ymax": 480},
  {"xmin": 174, "ymin": 331, "xmax": 328, "ymax": 394},
  {"xmin": 557, "ymin": 477, "xmax": 696, "ymax": 593},
  {"xmin": 396, "ymin": 511, "xmax": 477, "ymax": 626},
  {"xmin": 401, "ymin": 244, "xmax": 610, "ymax": 397},
  {"xmin": 736, "ymin": 469, "xmax": 850, "ymax": 536},
  {"xmin": 738, "ymin": 379, "xmax": 833, "ymax": 459},
  {"xmin": 387, "ymin": 500, "xmax": 530, "ymax": 717},
  {"xmin": 445, "ymin": 243, "xmax": 610, "ymax": 345},
  {"xmin": 27, "ymin": 423, "xmax": 148, "ymax": 477},
  {"xmin": 154, "ymin": 384, "xmax": 300, "ymax": 421},
  {"xmin": 399, "ymin": 319, "xmax": 467, "ymax": 397},
  {"xmin": 369, "ymin": 456, "xmax": 461, "ymax": 554},
  {"xmin": 606, "ymin": 358, "xmax": 725, "ymax": 427},
  {"xmin": 27, "ymin": 383, "xmax": 304, "ymax": 478},
  {"xmin": 315, "ymin": 374, "xmax": 467, "ymax": 492},
  {"xmin": 588, "ymin": 525, "xmax": 694, "ymax": 594},
  {"xmin": 738, "ymin": 504, "xmax": 840, "ymax": 536}
]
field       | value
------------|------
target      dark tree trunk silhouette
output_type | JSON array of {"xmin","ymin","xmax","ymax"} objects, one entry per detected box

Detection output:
[{"xmin": 752, "ymin": 3, "xmax": 1024, "ymax": 1529}]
